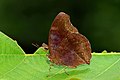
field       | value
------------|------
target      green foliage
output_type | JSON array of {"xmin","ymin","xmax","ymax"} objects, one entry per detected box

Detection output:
[{"xmin": 0, "ymin": 31, "xmax": 120, "ymax": 80}]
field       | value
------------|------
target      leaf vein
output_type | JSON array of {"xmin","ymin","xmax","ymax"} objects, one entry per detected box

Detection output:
[
  {"xmin": 93, "ymin": 57, "xmax": 120, "ymax": 79},
  {"xmin": 0, "ymin": 56, "xmax": 26, "ymax": 78}
]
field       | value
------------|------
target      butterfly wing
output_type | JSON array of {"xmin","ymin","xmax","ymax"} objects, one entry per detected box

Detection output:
[{"xmin": 48, "ymin": 12, "xmax": 91, "ymax": 68}]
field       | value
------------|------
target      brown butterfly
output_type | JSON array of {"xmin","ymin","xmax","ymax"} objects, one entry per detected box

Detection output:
[{"xmin": 48, "ymin": 12, "xmax": 92, "ymax": 68}]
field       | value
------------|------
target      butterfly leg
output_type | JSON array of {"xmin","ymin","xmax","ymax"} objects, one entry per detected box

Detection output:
[
  {"xmin": 32, "ymin": 43, "xmax": 39, "ymax": 48},
  {"xmin": 64, "ymin": 67, "xmax": 69, "ymax": 75}
]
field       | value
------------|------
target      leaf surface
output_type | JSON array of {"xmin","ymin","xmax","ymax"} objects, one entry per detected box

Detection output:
[{"xmin": 0, "ymin": 31, "xmax": 120, "ymax": 80}]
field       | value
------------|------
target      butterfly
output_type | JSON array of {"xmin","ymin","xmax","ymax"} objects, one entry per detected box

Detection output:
[{"xmin": 48, "ymin": 12, "xmax": 92, "ymax": 68}]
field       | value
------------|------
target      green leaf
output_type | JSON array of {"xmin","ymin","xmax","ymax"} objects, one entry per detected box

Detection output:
[{"xmin": 0, "ymin": 31, "xmax": 120, "ymax": 80}]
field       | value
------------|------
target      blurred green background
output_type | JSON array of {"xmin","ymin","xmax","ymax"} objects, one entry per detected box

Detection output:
[{"xmin": 0, "ymin": 0, "xmax": 120, "ymax": 53}]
